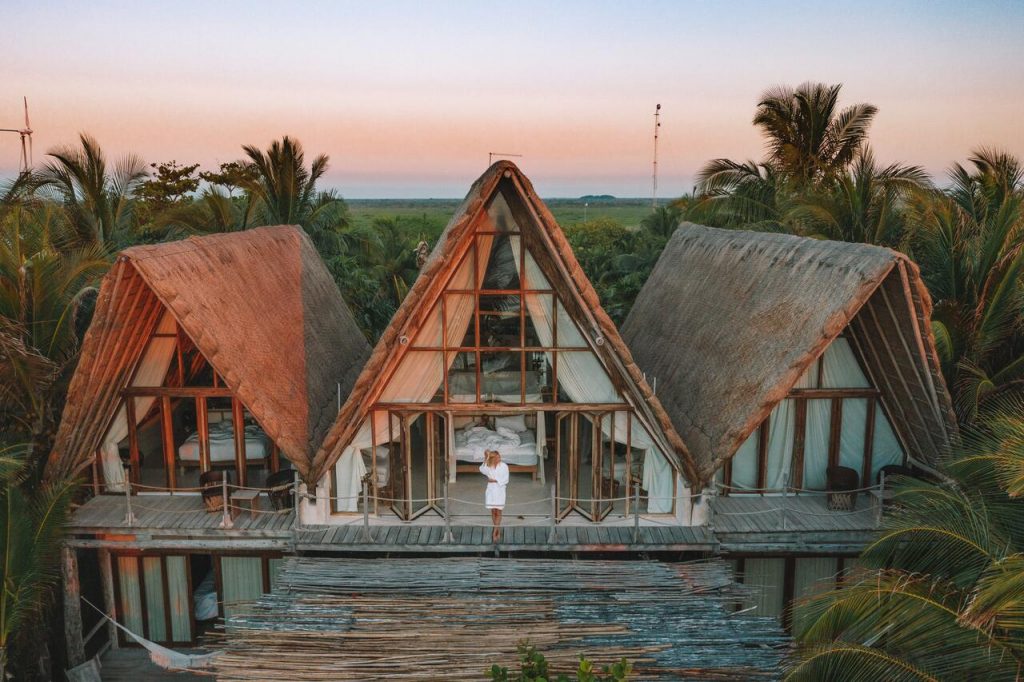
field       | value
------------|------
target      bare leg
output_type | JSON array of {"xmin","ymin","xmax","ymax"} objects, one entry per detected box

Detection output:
[{"xmin": 492, "ymin": 509, "xmax": 502, "ymax": 542}]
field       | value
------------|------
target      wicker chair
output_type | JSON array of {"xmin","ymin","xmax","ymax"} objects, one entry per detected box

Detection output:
[
  {"xmin": 265, "ymin": 469, "xmax": 295, "ymax": 510},
  {"xmin": 876, "ymin": 464, "xmax": 913, "ymax": 485},
  {"xmin": 826, "ymin": 466, "xmax": 859, "ymax": 511},
  {"xmin": 200, "ymin": 470, "xmax": 232, "ymax": 512}
]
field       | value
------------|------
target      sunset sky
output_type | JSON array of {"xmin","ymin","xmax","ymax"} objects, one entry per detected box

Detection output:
[{"xmin": 4, "ymin": 1, "xmax": 1023, "ymax": 197}]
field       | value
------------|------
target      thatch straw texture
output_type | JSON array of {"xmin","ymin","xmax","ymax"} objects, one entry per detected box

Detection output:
[
  {"xmin": 47, "ymin": 226, "xmax": 370, "ymax": 483},
  {"xmin": 313, "ymin": 162, "xmax": 698, "ymax": 485},
  {"xmin": 622, "ymin": 224, "xmax": 955, "ymax": 483}
]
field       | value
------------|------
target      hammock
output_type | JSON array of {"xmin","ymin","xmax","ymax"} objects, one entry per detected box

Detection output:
[{"xmin": 81, "ymin": 597, "xmax": 222, "ymax": 671}]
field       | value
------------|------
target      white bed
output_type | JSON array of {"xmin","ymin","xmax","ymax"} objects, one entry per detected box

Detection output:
[
  {"xmin": 453, "ymin": 416, "xmax": 545, "ymax": 480},
  {"xmin": 193, "ymin": 571, "xmax": 218, "ymax": 621},
  {"xmin": 177, "ymin": 421, "xmax": 270, "ymax": 465}
]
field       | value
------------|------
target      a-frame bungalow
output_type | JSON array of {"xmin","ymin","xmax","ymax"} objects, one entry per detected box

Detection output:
[
  {"xmin": 621, "ymin": 222, "xmax": 957, "ymax": 622},
  {"xmin": 304, "ymin": 160, "xmax": 697, "ymax": 524}
]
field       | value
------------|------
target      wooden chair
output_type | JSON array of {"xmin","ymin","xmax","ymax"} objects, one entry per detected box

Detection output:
[
  {"xmin": 826, "ymin": 466, "xmax": 859, "ymax": 511},
  {"xmin": 265, "ymin": 469, "xmax": 295, "ymax": 510},
  {"xmin": 200, "ymin": 470, "xmax": 232, "ymax": 513}
]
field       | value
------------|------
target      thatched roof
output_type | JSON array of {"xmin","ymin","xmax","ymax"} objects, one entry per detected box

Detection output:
[
  {"xmin": 622, "ymin": 223, "xmax": 956, "ymax": 483},
  {"xmin": 313, "ymin": 162, "xmax": 700, "ymax": 485},
  {"xmin": 46, "ymin": 226, "xmax": 371, "ymax": 483}
]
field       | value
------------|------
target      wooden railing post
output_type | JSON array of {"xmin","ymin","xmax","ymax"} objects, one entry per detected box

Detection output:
[
  {"xmin": 122, "ymin": 477, "xmax": 135, "ymax": 527},
  {"xmin": 361, "ymin": 476, "xmax": 374, "ymax": 543},
  {"xmin": 443, "ymin": 480, "xmax": 454, "ymax": 544},
  {"xmin": 632, "ymin": 481, "xmax": 641, "ymax": 544},
  {"xmin": 547, "ymin": 484, "xmax": 557, "ymax": 544},
  {"xmin": 218, "ymin": 477, "xmax": 233, "ymax": 529}
]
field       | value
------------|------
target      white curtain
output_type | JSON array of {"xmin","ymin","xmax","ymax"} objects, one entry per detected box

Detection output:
[
  {"xmin": 764, "ymin": 399, "xmax": 797, "ymax": 490},
  {"xmin": 165, "ymin": 556, "xmax": 191, "ymax": 642},
  {"xmin": 730, "ymin": 430, "xmax": 760, "ymax": 490},
  {"xmin": 803, "ymin": 399, "xmax": 833, "ymax": 490},
  {"xmin": 742, "ymin": 558, "xmax": 787, "ymax": 617},
  {"xmin": 220, "ymin": 557, "xmax": 264, "ymax": 619},
  {"xmin": 101, "ymin": 311, "xmax": 178, "ymax": 491},
  {"xmin": 333, "ymin": 411, "xmax": 400, "ymax": 511},
  {"xmin": 142, "ymin": 557, "xmax": 167, "ymax": 642},
  {"xmin": 872, "ymin": 402, "xmax": 904, "ymax": 481},
  {"xmin": 116, "ymin": 556, "xmax": 144, "ymax": 634},
  {"xmin": 821, "ymin": 337, "xmax": 870, "ymax": 388}
]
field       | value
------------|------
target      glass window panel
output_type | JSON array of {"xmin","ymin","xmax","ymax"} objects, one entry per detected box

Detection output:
[
  {"xmin": 556, "ymin": 301, "xmax": 587, "ymax": 347},
  {"xmin": 521, "ymin": 247, "xmax": 551, "ymax": 290},
  {"xmin": 485, "ymin": 192, "xmax": 519, "ymax": 232},
  {"xmin": 553, "ymin": 351, "xmax": 622, "ymax": 403},
  {"xmin": 523, "ymin": 293, "xmax": 551, "ymax": 347},
  {"xmin": 803, "ymin": 399, "xmax": 833, "ymax": 490},
  {"xmin": 241, "ymin": 406, "xmax": 273, "ymax": 487},
  {"xmin": 445, "ymin": 293, "xmax": 476, "ymax": 347},
  {"xmin": 170, "ymin": 397, "xmax": 201, "ymax": 489},
  {"xmin": 480, "ymin": 295, "xmax": 520, "ymax": 348},
  {"xmin": 411, "ymin": 303, "xmax": 442, "ymax": 347},
  {"xmin": 481, "ymin": 235, "xmax": 520, "ymax": 290},
  {"xmin": 142, "ymin": 557, "xmax": 167, "ymax": 642},
  {"xmin": 205, "ymin": 397, "xmax": 236, "ymax": 475},
  {"xmin": 447, "ymin": 352, "xmax": 478, "ymax": 402},
  {"xmin": 838, "ymin": 398, "xmax": 869, "ymax": 474},
  {"xmin": 525, "ymin": 352, "xmax": 551, "ymax": 401},
  {"xmin": 165, "ymin": 556, "xmax": 191, "ymax": 642},
  {"xmin": 135, "ymin": 398, "xmax": 167, "ymax": 490},
  {"xmin": 445, "ymin": 245, "xmax": 475, "ymax": 291},
  {"xmin": 872, "ymin": 402, "xmax": 904, "ymax": 479},
  {"xmin": 480, "ymin": 351, "xmax": 523, "ymax": 402},
  {"xmin": 220, "ymin": 557, "xmax": 264, "ymax": 619}
]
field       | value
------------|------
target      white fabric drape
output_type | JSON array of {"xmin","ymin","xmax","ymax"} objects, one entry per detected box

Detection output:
[
  {"xmin": 838, "ymin": 398, "xmax": 869, "ymax": 474},
  {"xmin": 764, "ymin": 399, "xmax": 797, "ymax": 490},
  {"xmin": 872, "ymin": 402, "xmax": 904, "ymax": 480},
  {"xmin": 730, "ymin": 429, "xmax": 760, "ymax": 490},
  {"xmin": 101, "ymin": 311, "xmax": 178, "ymax": 491},
  {"xmin": 803, "ymin": 399, "xmax": 832, "ymax": 490},
  {"xmin": 220, "ymin": 557, "xmax": 264, "ymax": 618},
  {"xmin": 142, "ymin": 557, "xmax": 167, "ymax": 642},
  {"xmin": 116, "ymin": 557, "xmax": 144, "ymax": 634},
  {"xmin": 333, "ymin": 411, "xmax": 400, "ymax": 511},
  {"xmin": 821, "ymin": 337, "xmax": 870, "ymax": 388},
  {"xmin": 742, "ymin": 558, "xmax": 787, "ymax": 617},
  {"xmin": 165, "ymin": 556, "xmax": 191, "ymax": 642}
]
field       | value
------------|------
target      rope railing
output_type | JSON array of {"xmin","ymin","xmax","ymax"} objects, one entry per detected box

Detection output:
[{"xmin": 713, "ymin": 481, "xmax": 884, "ymax": 495}]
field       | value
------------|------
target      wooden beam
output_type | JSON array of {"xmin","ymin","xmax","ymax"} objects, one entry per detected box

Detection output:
[
  {"xmin": 62, "ymin": 545, "xmax": 86, "ymax": 667},
  {"xmin": 792, "ymin": 399, "xmax": 807, "ymax": 489},
  {"xmin": 98, "ymin": 549, "xmax": 119, "ymax": 650},
  {"xmin": 122, "ymin": 386, "xmax": 234, "ymax": 397},
  {"xmin": 863, "ymin": 397, "xmax": 876, "ymax": 486},
  {"xmin": 233, "ymin": 397, "xmax": 246, "ymax": 487},
  {"xmin": 788, "ymin": 388, "xmax": 879, "ymax": 398},
  {"xmin": 161, "ymin": 396, "xmax": 176, "ymax": 490}
]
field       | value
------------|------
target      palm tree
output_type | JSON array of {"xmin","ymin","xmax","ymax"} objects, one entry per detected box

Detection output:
[
  {"xmin": 753, "ymin": 82, "xmax": 878, "ymax": 185},
  {"xmin": 787, "ymin": 398, "xmax": 1024, "ymax": 681},
  {"xmin": 0, "ymin": 447, "xmax": 77, "ymax": 682},
  {"xmin": 241, "ymin": 136, "xmax": 350, "ymax": 256},
  {"xmin": 694, "ymin": 83, "xmax": 878, "ymax": 227},
  {"xmin": 640, "ymin": 205, "xmax": 683, "ymax": 239},
  {"xmin": 0, "ymin": 202, "xmax": 107, "ymax": 453},
  {"xmin": 786, "ymin": 148, "xmax": 931, "ymax": 246},
  {"xmin": 909, "ymin": 149, "xmax": 1024, "ymax": 421},
  {"xmin": 36, "ymin": 134, "xmax": 148, "ymax": 252}
]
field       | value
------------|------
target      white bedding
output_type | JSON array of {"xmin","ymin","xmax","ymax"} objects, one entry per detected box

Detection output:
[
  {"xmin": 454, "ymin": 425, "xmax": 539, "ymax": 466},
  {"xmin": 178, "ymin": 421, "xmax": 270, "ymax": 462},
  {"xmin": 193, "ymin": 571, "xmax": 218, "ymax": 621}
]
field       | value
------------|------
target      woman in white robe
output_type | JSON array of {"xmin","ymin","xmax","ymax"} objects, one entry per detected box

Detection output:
[{"xmin": 479, "ymin": 450, "xmax": 509, "ymax": 542}]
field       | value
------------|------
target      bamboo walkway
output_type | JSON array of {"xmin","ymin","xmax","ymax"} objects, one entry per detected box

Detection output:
[{"xmin": 209, "ymin": 557, "xmax": 788, "ymax": 680}]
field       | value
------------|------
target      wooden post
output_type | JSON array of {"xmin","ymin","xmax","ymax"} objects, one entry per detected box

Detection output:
[
  {"xmin": 781, "ymin": 472, "xmax": 789, "ymax": 531},
  {"xmin": 218, "ymin": 477, "xmax": 233, "ymax": 529},
  {"xmin": 706, "ymin": 486, "xmax": 716, "ymax": 532},
  {"xmin": 123, "ymin": 477, "xmax": 135, "ymax": 526},
  {"xmin": 98, "ymin": 549, "xmax": 118, "ymax": 650},
  {"xmin": 443, "ymin": 480, "xmax": 453, "ymax": 544},
  {"xmin": 361, "ymin": 477, "xmax": 374, "ymax": 543},
  {"xmin": 547, "ymin": 484, "xmax": 557, "ymax": 544},
  {"xmin": 62, "ymin": 546, "xmax": 86, "ymax": 667},
  {"xmin": 632, "ymin": 480, "xmax": 641, "ymax": 544}
]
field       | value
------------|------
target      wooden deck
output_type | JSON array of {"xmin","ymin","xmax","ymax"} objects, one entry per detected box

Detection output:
[
  {"xmin": 295, "ymin": 523, "xmax": 716, "ymax": 552},
  {"xmin": 96, "ymin": 649, "xmax": 203, "ymax": 681},
  {"xmin": 67, "ymin": 494, "xmax": 717, "ymax": 553},
  {"xmin": 712, "ymin": 493, "xmax": 880, "ymax": 553}
]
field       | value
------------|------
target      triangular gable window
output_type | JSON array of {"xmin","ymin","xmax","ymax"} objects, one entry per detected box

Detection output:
[{"xmin": 384, "ymin": 195, "xmax": 621, "ymax": 406}]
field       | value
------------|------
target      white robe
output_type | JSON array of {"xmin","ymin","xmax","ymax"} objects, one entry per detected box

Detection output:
[{"xmin": 479, "ymin": 462, "xmax": 509, "ymax": 510}]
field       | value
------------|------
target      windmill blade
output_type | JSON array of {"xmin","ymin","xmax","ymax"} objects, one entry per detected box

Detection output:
[
  {"xmin": 28, "ymin": 133, "xmax": 33, "ymax": 168},
  {"xmin": 20, "ymin": 134, "xmax": 27, "ymax": 172},
  {"xmin": 23, "ymin": 96, "xmax": 30, "ymax": 131}
]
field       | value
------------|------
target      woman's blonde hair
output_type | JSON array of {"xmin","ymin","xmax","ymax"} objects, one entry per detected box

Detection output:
[{"xmin": 484, "ymin": 450, "xmax": 501, "ymax": 468}]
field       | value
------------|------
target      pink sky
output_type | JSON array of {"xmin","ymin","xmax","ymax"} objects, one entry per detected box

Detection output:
[{"xmin": 3, "ymin": 1, "xmax": 1023, "ymax": 197}]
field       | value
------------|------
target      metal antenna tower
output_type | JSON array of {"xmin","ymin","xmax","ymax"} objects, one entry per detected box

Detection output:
[{"xmin": 651, "ymin": 103, "xmax": 661, "ymax": 209}]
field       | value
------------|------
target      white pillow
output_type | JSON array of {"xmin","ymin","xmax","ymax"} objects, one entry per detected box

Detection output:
[
  {"xmin": 495, "ymin": 426, "xmax": 521, "ymax": 445},
  {"xmin": 495, "ymin": 414, "xmax": 528, "ymax": 433}
]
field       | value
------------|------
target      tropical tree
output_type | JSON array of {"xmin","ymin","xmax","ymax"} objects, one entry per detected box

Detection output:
[
  {"xmin": 36, "ymin": 133, "xmax": 148, "ymax": 252},
  {"xmin": 787, "ymin": 398, "xmax": 1024, "ymax": 681},
  {"xmin": 785, "ymin": 148, "xmax": 931, "ymax": 246},
  {"xmin": 640, "ymin": 204, "xmax": 682, "ymax": 240},
  {"xmin": 0, "ymin": 446, "xmax": 78, "ymax": 682},
  {"xmin": 0, "ymin": 202, "xmax": 108, "ymax": 456},
  {"xmin": 909, "ymin": 149, "xmax": 1024, "ymax": 421},
  {"xmin": 240, "ymin": 136, "xmax": 350, "ymax": 256},
  {"xmin": 694, "ymin": 82, "xmax": 879, "ymax": 228}
]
